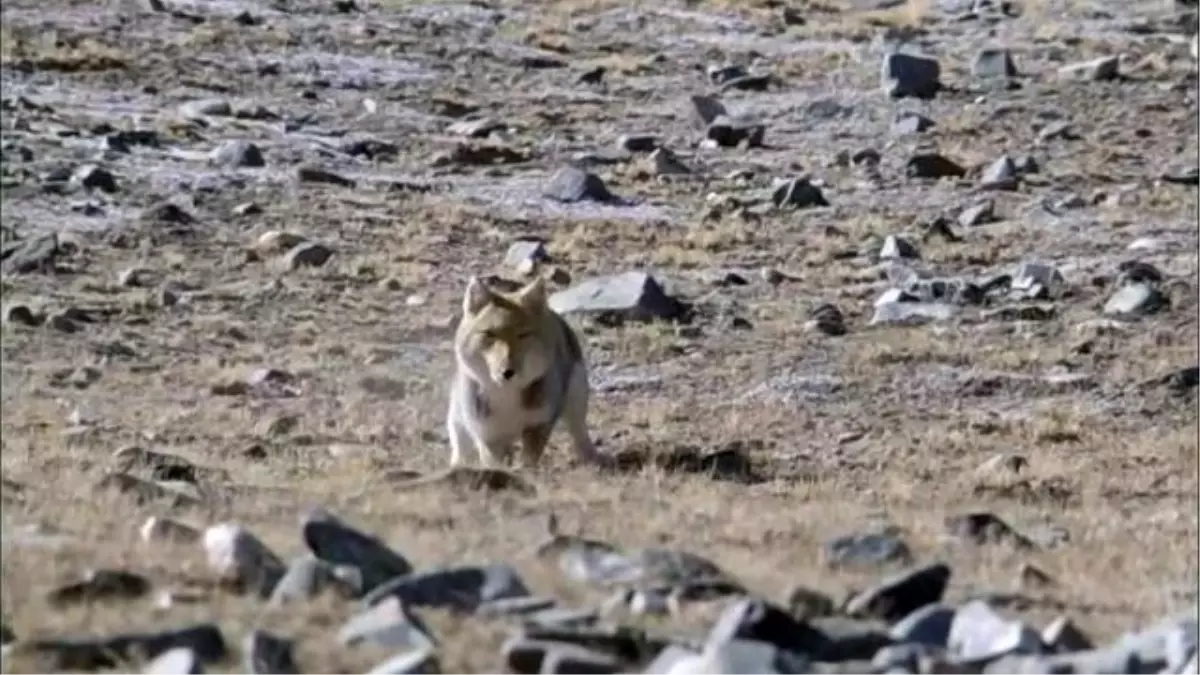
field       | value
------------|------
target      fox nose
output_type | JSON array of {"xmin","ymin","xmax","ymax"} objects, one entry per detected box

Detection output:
[{"xmin": 501, "ymin": 368, "xmax": 516, "ymax": 381}]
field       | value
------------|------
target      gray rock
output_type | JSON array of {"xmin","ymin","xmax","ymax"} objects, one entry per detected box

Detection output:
[
  {"xmin": 46, "ymin": 569, "xmax": 151, "ymax": 607},
  {"xmin": 1058, "ymin": 56, "xmax": 1120, "ymax": 81},
  {"xmin": 71, "ymin": 164, "xmax": 118, "ymax": 193},
  {"xmin": 972, "ymin": 48, "xmax": 1018, "ymax": 78},
  {"xmin": 180, "ymin": 98, "xmax": 232, "ymax": 118},
  {"xmin": 1117, "ymin": 612, "xmax": 1198, "ymax": 673},
  {"xmin": 527, "ymin": 606, "xmax": 601, "ymax": 628},
  {"xmin": 824, "ymin": 530, "xmax": 913, "ymax": 568},
  {"xmin": 891, "ymin": 111, "xmax": 935, "ymax": 135},
  {"xmin": 870, "ymin": 300, "xmax": 957, "ymax": 326},
  {"xmin": 549, "ymin": 271, "xmax": 682, "ymax": 322},
  {"xmin": 284, "ymin": 242, "xmax": 334, "ymax": 269},
  {"xmin": 1037, "ymin": 122, "xmax": 1080, "ymax": 143},
  {"xmin": 891, "ymin": 603, "xmax": 956, "ymax": 647},
  {"xmin": 688, "ymin": 95, "xmax": 728, "ymax": 130},
  {"xmin": 339, "ymin": 595, "xmax": 436, "ymax": 651},
  {"xmin": 844, "ymin": 562, "xmax": 952, "ymax": 622},
  {"xmin": 23, "ymin": 624, "xmax": 227, "ymax": 671},
  {"xmin": 1041, "ymin": 616, "xmax": 1093, "ymax": 653},
  {"xmin": 644, "ymin": 645, "xmax": 704, "ymax": 674},
  {"xmin": 984, "ymin": 646, "xmax": 1144, "ymax": 674},
  {"xmin": 538, "ymin": 640, "xmax": 624, "ymax": 674},
  {"xmin": 980, "ymin": 155, "xmax": 1018, "ymax": 191},
  {"xmin": 871, "ymin": 642, "xmax": 939, "ymax": 673},
  {"xmin": 882, "ymin": 51, "xmax": 942, "ymax": 99},
  {"xmin": 1012, "ymin": 261, "xmax": 1065, "ymax": 299},
  {"xmin": 296, "ymin": 165, "xmax": 356, "ymax": 187},
  {"xmin": 878, "ymin": 235, "xmax": 920, "ymax": 261},
  {"xmin": 543, "ymin": 166, "xmax": 619, "ymax": 203},
  {"xmin": 617, "ymin": 134, "xmax": 659, "ymax": 153},
  {"xmin": 447, "ymin": 117, "xmax": 505, "ymax": 138},
  {"xmin": 959, "ymin": 200, "xmax": 996, "ymax": 226},
  {"xmin": 707, "ymin": 597, "xmax": 833, "ymax": 657},
  {"xmin": 143, "ymin": 647, "xmax": 203, "ymax": 674},
  {"xmin": 363, "ymin": 563, "xmax": 530, "ymax": 612},
  {"xmin": 210, "ymin": 140, "xmax": 265, "ymax": 168},
  {"xmin": 269, "ymin": 554, "xmax": 361, "ymax": 605},
  {"xmin": 944, "ymin": 512, "xmax": 1034, "ymax": 548},
  {"xmin": 477, "ymin": 596, "xmax": 558, "ymax": 619},
  {"xmin": 2, "ymin": 233, "xmax": 59, "ymax": 274},
  {"xmin": 708, "ymin": 64, "xmax": 749, "ymax": 85},
  {"xmin": 771, "ymin": 178, "xmax": 828, "ymax": 209},
  {"xmin": 366, "ymin": 647, "xmax": 440, "ymax": 674},
  {"xmin": 504, "ymin": 239, "xmax": 550, "ymax": 270},
  {"xmin": 705, "ymin": 115, "xmax": 766, "ymax": 148},
  {"xmin": 244, "ymin": 630, "xmax": 298, "ymax": 674},
  {"xmin": 202, "ymin": 523, "xmax": 286, "ymax": 597},
  {"xmin": 709, "ymin": 639, "xmax": 812, "ymax": 674},
  {"xmin": 1104, "ymin": 283, "xmax": 1168, "ymax": 317},
  {"xmin": 648, "ymin": 147, "xmax": 691, "ymax": 175},
  {"xmin": 948, "ymin": 600, "xmax": 1044, "ymax": 661},
  {"xmin": 906, "ymin": 153, "xmax": 965, "ymax": 179},
  {"xmin": 302, "ymin": 507, "xmax": 412, "ymax": 595},
  {"xmin": 806, "ymin": 303, "xmax": 846, "ymax": 337}
]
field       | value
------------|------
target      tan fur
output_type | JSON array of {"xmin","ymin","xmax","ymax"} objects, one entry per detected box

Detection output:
[{"xmin": 446, "ymin": 275, "xmax": 607, "ymax": 468}]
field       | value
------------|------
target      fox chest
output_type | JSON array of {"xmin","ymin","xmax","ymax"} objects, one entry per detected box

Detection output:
[{"xmin": 470, "ymin": 378, "xmax": 557, "ymax": 438}]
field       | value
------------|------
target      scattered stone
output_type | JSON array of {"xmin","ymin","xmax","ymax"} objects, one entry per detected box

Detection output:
[
  {"xmin": 1042, "ymin": 616, "xmax": 1094, "ymax": 653},
  {"xmin": 870, "ymin": 298, "xmax": 958, "ymax": 325},
  {"xmin": 210, "ymin": 140, "xmax": 265, "ymax": 168},
  {"xmin": 972, "ymin": 47, "xmax": 1018, "ymax": 78},
  {"xmin": 46, "ymin": 569, "xmax": 151, "ymax": 607},
  {"xmin": 244, "ymin": 630, "xmax": 299, "ymax": 675},
  {"xmin": 142, "ymin": 647, "xmax": 203, "ymax": 674},
  {"xmin": 1012, "ymin": 261, "xmax": 1065, "ymax": 299},
  {"xmin": 284, "ymin": 242, "xmax": 334, "ymax": 269},
  {"xmin": 2, "ymin": 233, "xmax": 59, "ymax": 274},
  {"xmin": 366, "ymin": 648, "xmax": 440, "ymax": 674},
  {"xmin": 1104, "ymin": 283, "xmax": 1168, "ymax": 317},
  {"xmin": 447, "ymin": 117, "xmax": 505, "ymax": 138},
  {"xmin": 949, "ymin": 600, "xmax": 1044, "ymax": 660},
  {"xmin": 543, "ymin": 166, "xmax": 619, "ymax": 203},
  {"xmin": 959, "ymin": 199, "xmax": 996, "ymax": 226},
  {"xmin": 890, "ymin": 603, "xmax": 957, "ymax": 647},
  {"xmin": 705, "ymin": 115, "xmax": 766, "ymax": 148},
  {"xmin": 787, "ymin": 586, "xmax": 837, "ymax": 619},
  {"xmin": 71, "ymin": 164, "xmax": 118, "ymax": 193},
  {"xmin": 302, "ymin": 507, "xmax": 412, "ymax": 595},
  {"xmin": 4, "ymin": 303, "xmax": 43, "ymax": 326},
  {"xmin": 1059, "ymin": 55, "xmax": 1120, "ymax": 81},
  {"xmin": 980, "ymin": 155, "xmax": 1019, "ymax": 191},
  {"xmin": 907, "ymin": 153, "xmax": 966, "ymax": 179},
  {"xmin": 824, "ymin": 529, "xmax": 913, "ymax": 568},
  {"xmin": 806, "ymin": 303, "xmax": 846, "ymax": 336},
  {"xmin": 180, "ymin": 98, "xmax": 232, "ymax": 118},
  {"xmin": 16, "ymin": 624, "xmax": 227, "ymax": 671},
  {"xmin": 269, "ymin": 554, "xmax": 362, "ymax": 605},
  {"xmin": 549, "ymin": 271, "xmax": 682, "ymax": 323},
  {"xmin": 944, "ymin": 512, "xmax": 1035, "ymax": 549},
  {"xmin": 844, "ymin": 562, "xmax": 952, "ymax": 622},
  {"xmin": 141, "ymin": 516, "xmax": 201, "ymax": 544},
  {"xmin": 340, "ymin": 595, "xmax": 436, "ymax": 652},
  {"xmin": 878, "ymin": 234, "xmax": 920, "ymax": 261},
  {"xmin": 296, "ymin": 165, "xmax": 356, "ymax": 187},
  {"xmin": 203, "ymin": 523, "xmax": 286, "ymax": 597},
  {"xmin": 363, "ymin": 564, "xmax": 530, "ymax": 612},
  {"xmin": 882, "ymin": 51, "xmax": 942, "ymax": 99},
  {"xmin": 617, "ymin": 134, "xmax": 659, "ymax": 153},
  {"xmin": 141, "ymin": 201, "xmax": 195, "ymax": 225},
  {"xmin": 687, "ymin": 95, "xmax": 727, "ymax": 130},
  {"xmin": 646, "ymin": 147, "xmax": 691, "ymax": 175},
  {"xmin": 771, "ymin": 178, "xmax": 828, "ymax": 208},
  {"xmin": 891, "ymin": 111, "xmax": 935, "ymax": 135}
]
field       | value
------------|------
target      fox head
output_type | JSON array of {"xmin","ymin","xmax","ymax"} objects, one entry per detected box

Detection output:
[{"xmin": 455, "ymin": 276, "xmax": 553, "ymax": 387}]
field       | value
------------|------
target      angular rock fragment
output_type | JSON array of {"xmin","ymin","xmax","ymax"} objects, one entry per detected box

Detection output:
[
  {"xmin": 549, "ymin": 272, "xmax": 683, "ymax": 323},
  {"xmin": 363, "ymin": 564, "xmax": 530, "ymax": 613},
  {"xmin": 302, "ymin": 507, "xmax": 412, "ymax": 595},
  {"xmin": 882, "ymin": 52, "xmax": 942, "ymax": 99}
]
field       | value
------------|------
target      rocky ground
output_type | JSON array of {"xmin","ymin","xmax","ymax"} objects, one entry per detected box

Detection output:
[{"xmin": 1, "ymin": 0, "xmax": 1199, "ymax": 672}]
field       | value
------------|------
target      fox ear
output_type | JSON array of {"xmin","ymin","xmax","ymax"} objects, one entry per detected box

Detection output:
[
  {"xmin": 518, "ymin": 275, "xmax": 548, "ymax": 310},
  {"xmin": 463, "ymin": 276, "xmax": 492, "ymax": 315}
]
